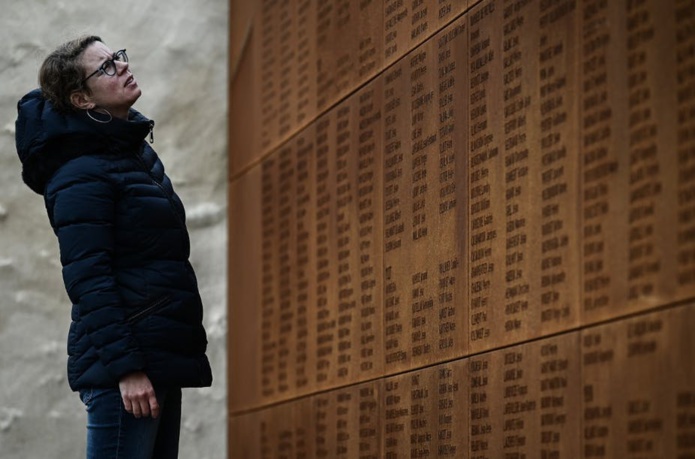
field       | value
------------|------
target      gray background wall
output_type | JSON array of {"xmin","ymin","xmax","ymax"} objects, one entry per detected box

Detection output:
[{"xmin": 0, "ymin": 1, "xmax": 227, "ymax": 457}]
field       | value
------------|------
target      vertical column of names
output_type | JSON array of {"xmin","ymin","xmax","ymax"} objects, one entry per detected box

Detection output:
[
  {"xmin": 581, "ymin": 325, "xmax": 615, "ymax": 458},
  {"xmin": 294, "ymin": 397, "xmax": 314, "ymax": 458},
  {"xmin": 580, "ymin": 0, "xmax": 619, "ymax": 320},
  {"xmin": 468, "ymin": 0, "xmax": 503, "ymax": 351},
  {"xmin": 350, "ymin": 0, "xmax": 385, "ymax": 89},
  {"xmin": 260, "ymin": 416, "xmax": 271, "ymax": 459},
  {"xmin": 408, "ymin": 371, "xmax": 435, "ymax": 459},
  {"xmin": 622, "ymin": 314, "xmax": 668, "ymax": 458},
  {"xmin": 537, "ymin": 0, "xmax": 579, "ymax": 334},
  {"xmin": 411, "ymin": 0, "xmax": 433, "ymax": 48},
  {"xmin": 334, "ymin": 0, "xmax": 355, "ymax": 97},
  {"xmin": 261, "ymin": 157, "xmax": 279, "ymax": 400},
  {"xmin": 276, "ymin": 145, "xmax": 295, "ymax": 396},
  {"xmin": 315, "ymin": 114, "xmax": 336, "ymax": 386},
  {"xmin": 383, "ymin": 61, "xmax": 410, "ymax": 371},
  {"xmin": 409, "ymin": 41, "xmax": 438, "ymax": 367},
  {"xmin": 469, "ymin": 354, "xmax": 493, "ymax": 458},
  {"xmin": 383, "ymin": 374, "xmax": 411, "ymax": 457},
  {"xmin": 410, "ymin": 46, "xmax": 435, "ymax": 248},
  {"xmin": 334, "ymin": 104, "xmax": 356, "ymax": 384},
  {"xmin": 296, "ymin": 0, "xmax": 316, "ymax": 128},
  {"xmin": 335, "ymin": 390, "xmax": 352, "ymax": 457},
  {"xmin": 357, "ymin": 0, "xmax": 381, "ymax": 81},
  {"xmin": 435, "ymin": 361, "xmax": 467, "ymax": 458},
  {"xmin": 536, "ymin": 334, "xmax": 581, "ymax": 458},
  {"xmin": 677, "ymin": 385, "xmax": 695, "ymax": 458},
  {"xmin": 676, "ymin": 0, "xmax": 695, "ymax": 298},
  {"xmin": 435, "ymin": 18, "xmax": 467, "ymax": 361},
  {"xmin": 277, "ymin": 0, "xmax": 296, "ymax": 139},
  {"xmin": 626, "ymin": 0, "xmax": 692, "ymax": 307},
  {"xmin": 501, "ymin": 0, "xmax": 536, "ymax": 341},
  {"xmin": 358, "ymin": 382, "xmax": 381, "ymax": 458},
  {"xmin": 499, "ymin": 346, "xmax": 535, "ymax": 458},
  {"xmin": 316, "ymin": 0, "xmax": 336, "ymax": 110},
  {"xmin": 355, "ymin": 83, "xmax": 383, "ymax": 379},
  {"xmin": 314, "ymin": 393, "xmax": 330, "ymax": 458},
  {"xmin": 625, "ymin": 0, "xmax": 662, "ymax": 305},
  {"xmin": 437, "ymin": 20, "xmax": 459, "ymax": 222},
  {"xmin": 384, "ymin": 0, "xmax": 410, "ymax": 64},
  {"xmin": 295, "ymin": 133, "xmax": 314, "ymax": 394},
  {"xmin": 259, "ymin": 0, "xmax": 279, "ymax": 152}
]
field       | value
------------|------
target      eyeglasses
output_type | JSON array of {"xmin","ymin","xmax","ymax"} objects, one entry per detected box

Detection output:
[{"xmin": 83, "ymin": 49, "xmax": 128, "ymax": 83}]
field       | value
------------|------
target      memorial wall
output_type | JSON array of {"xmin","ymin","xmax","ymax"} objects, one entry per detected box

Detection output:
[{"xmin": 228, "ymin": 0, "xmax": 695, "ymax": 456}]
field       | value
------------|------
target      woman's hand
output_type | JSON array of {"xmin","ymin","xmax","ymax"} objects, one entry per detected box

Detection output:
[{"xmin": 118, "ymin": 371, "xmax": 160, "ymax": 418}]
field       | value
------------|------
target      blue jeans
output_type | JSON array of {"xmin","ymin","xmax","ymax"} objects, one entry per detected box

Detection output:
[{"xmin": 79, "ymin": 386, "xmax": 182, "ymax": 459}]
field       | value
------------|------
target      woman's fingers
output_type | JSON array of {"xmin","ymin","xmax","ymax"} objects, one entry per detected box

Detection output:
[
  {"xmin": 122, "ymin": 397, "xmax": 133, "ymax": 414},
  {"xmin": 131, "ymin": 398, "xmax": 143, "ymax": 418},
  {"xmin": 126, "ymin": 390, "xmax": 154, "ymax": 418},
  {"xmin": 149, "ymin": 392, "xmax": 161, "ymax": 419},
  {"xmin": 119, "ymin": 371, "xmax": 159, "ymax": 418}
]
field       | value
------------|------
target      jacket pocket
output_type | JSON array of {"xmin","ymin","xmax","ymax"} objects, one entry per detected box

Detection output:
[{"xmin": 126, "ymin": 296, "xmax": 171, "ymax": 324}]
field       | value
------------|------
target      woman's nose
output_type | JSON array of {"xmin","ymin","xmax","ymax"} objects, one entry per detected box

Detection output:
[{"xmin": 116, "ymin": 60, "xmax": 129, "ymax": 74}]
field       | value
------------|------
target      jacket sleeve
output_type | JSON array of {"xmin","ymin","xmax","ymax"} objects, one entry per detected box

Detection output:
[{"xmin": 48, "ymin": 167, "xmax": 145, "ymax": 381}]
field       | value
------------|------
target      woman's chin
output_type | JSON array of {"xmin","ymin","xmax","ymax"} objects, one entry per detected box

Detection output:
[{"xmin": 128, "ymin": 88, "xmax": 143, "ymax": 106}]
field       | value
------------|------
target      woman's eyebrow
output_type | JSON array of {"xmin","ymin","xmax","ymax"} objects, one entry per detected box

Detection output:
[{"xmin": 94, "ymin": 51, "xmax": 115, "ymax": 64}]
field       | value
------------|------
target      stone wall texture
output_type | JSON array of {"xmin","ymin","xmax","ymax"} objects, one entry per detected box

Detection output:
[{"xmin": 0, "ymin": 1, "xmax": 228, "ymax": 457}]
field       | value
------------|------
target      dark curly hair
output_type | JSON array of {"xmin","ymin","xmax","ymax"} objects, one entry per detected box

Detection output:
[{"xmin": 39, "ymin": 35, "xmax": 102, "ymax": 113}]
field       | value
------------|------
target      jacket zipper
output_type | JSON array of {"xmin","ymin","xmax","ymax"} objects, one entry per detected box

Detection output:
[
  {"xmin": 134, "ymin": 148, "xmax": 191, "ymax": 255},
  {"xmin": 127, "ymin": 296, "xmax": 170, "ymax": 324}
]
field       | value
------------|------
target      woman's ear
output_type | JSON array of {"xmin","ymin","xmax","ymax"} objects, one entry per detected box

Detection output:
[{"xmin": 70, "ymin": 91, "xmax": 94, "ymax": 111}]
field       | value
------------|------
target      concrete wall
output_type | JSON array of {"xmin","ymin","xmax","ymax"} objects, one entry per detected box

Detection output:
[{"xmin": 0, "ymin": 1, "xmax": 227, "ymax": 457}]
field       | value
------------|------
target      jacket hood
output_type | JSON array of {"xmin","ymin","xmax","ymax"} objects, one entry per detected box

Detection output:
[{"xmin": 15, "ymin": 88, "xmax": 153, "ymax": 195}]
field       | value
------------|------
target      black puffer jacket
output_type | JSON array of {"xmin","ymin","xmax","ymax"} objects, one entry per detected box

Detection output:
[{"xmin": 15, "ymin": 89, "xmax": 212, "ymax": 390}]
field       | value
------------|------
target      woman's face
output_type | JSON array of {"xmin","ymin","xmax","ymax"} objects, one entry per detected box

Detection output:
[{"xmin": 80, "ymin": 41, "xmax": 141, "ymax": 119}]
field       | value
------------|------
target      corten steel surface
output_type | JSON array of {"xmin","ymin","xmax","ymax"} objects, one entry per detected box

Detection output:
[
  {"xmin": 581, "ymin": 306, "xmax": 695, "ymax": 458},
  {"xmin": 579, "ymin": 0, "xmax": 689, "ymax": 324},
  {"xmin": 228, "ymin": 0, "xmax": 695, "ymax": 456}
]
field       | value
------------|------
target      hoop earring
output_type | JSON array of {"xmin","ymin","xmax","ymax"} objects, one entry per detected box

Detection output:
[{"xmin": 86, "ymin": 107, "xmax": 112, "ymax": 124}]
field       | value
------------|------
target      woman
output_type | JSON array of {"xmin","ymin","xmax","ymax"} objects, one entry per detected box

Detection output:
[{"xmin": 14, "ymin": 36, "xmax": 213, "ymax": 458}]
